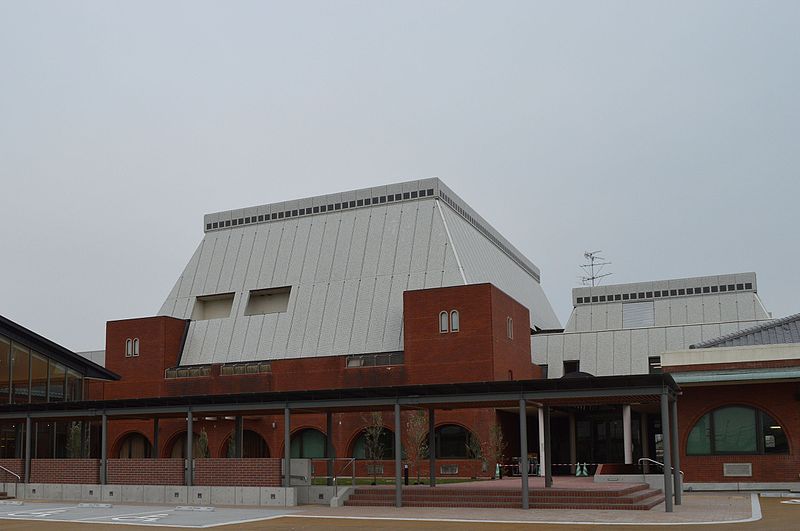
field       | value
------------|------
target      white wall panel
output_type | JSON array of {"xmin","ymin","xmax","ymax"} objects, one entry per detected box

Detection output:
[
  {"xmin": 218, "ymin": 231, "xmax": 243, "ymax": 293},
  {"xmin": 286, "ymin": 284, "xmax": 313, "ymax": 356},
  {"xmin": 703, "ymin": 295, "xmax": 721, "ymax": 322},
  {"xmin": 242, "ymin": 315, "xmax": 265, "ymax": 362},
  {"xmin": 654, "ymin": 300, "xmax": 671, "ymax": 327},
  {"xmin": 735, "ymin": 292, "xmax": 756, "ymax": 321},
  {"xmin": 346, "ymin": 214, "xmax": 370, "ymax": 279},
  {"xmin": 301, "ymin": 283, "xmax": 328, "ymax": 356},
  {"xmin": 349, "ymin": 277, "xmax": 375, "ymax": 353},
  {"xmin": 606, "ymin": 303, "xmax": 623, "ymax": 329},
  {"xmin": 203, "ymin": 233, "xmax": 230, "ymax": 295},
  {"xmin": 377, "ymin": 206, "xmax": 402, "ymax": 276},
  {"xmin": 720, "ymin": 294, "xmax": 739, "ymax": 322},
  {"xmin": 300, "ymin": 222, "xmax": 325, "ymax": 284},
  {"xmin": 579, "ymin": 332, "xmax": 598, "ymax": 375},
  {"xmin": 665, "ymin": 327, "xmax": 684, "ymax": 351},
  {"xmin": 366, "ymin": 276, "xmax": 392, "ymax": 352},
  {"xmin": 648, "ymin": 328, "xmax": 667, "ymax": 357},
  {"xmin": 612, "ymin": 331, "xmax": 631, "ymax": 376},
  {"xmin": 562, "ymin": 334, "xmax": 580, "ymax": 377},
  {"xmin": 331, "ymin": 216, "xmax": 355, "ymax": 282},
  {"xmin": 333, "ymin": 279, "xmax": 359, "ymax": 355},
  {"xmin": 686, "ymin": 297, "xmax": 703, "ymax": 324},
  {"xmin": 383, "ymin": 275, "xmax": 408, "ymax": 349},
  {"xmin": 244, "ymin": 228, "xmax": 270, "ymax": 290},
  {"xmin": 272, "ymin": 223, "xmax": 297, "ymax": 287},
  {"xmin": 318, "ymin": 280, "xmax": 343, "ymax": 355},
  {"xmin": 257, "ymin": 226, "xmax": 284, "ymax": 288},
  {"xmin": 683, "ymin": 325, "xmax": 702, "ymax": 347},
  {"xmin": 409, "ymin": 201, "xmax": 434, "ymax": 273},
  {"xmin": 596, "ymin": 331, "xmax": 614, "ymax": 376},
  {"xmin": 630, "ymin": 329, "xmax": 649, "ymax": 374},
  {"xmin": 286, "ymin": 220, "xmax": 311, "ymax": 286},
  {"xmin": 669, "ymin": 299, "xmax": 688, "ymax": 326},
  {"xmin": 531, "ymin": 336, "xmax": 548, "ymax": 365}
]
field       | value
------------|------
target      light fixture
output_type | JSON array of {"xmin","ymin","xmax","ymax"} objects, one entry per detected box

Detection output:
[
  {"xmin": 769, "ymin": 426, "xmax": 782, "ymax": 430},
  {"xmin": 271, "ymin": 422, "xmax": 277, "ymax": 429}
]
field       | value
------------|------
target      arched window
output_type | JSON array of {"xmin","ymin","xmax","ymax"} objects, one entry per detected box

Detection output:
[
  {"xmin": 125, "ymin": 339, "xmax": 132, "ymax": 357},
  {"xmin": 439, "ymin": 311, "xmax": 449, "ymax": 333},
  {"xmin": 507, "ymin": 317, "xmax": 513, "ymax": 339},
  {"xmin": 225, "ymin": 429, "xmax": 270, "ymax": 458},
  {"xmin": 290, "ymin": 428, "xmax": 327, "ymax": 458},
  {"xmin": 432, "ymin": 424, "xmax": 474, "ymax": 459},
  {"xmin": 117, "ymin": 432, "xmax": 152, "ymax": 458},
  {"xmin": 168, "ymin": 431, "xmax": 206, "ymax": 458},
  {"xmin": 132, "ymin": 338, "xmax": 140, "ymax": 357},
  {"xmin": 687, "ymin": 405, "xmax": 788, "ymax": 455},
  {"xmin": 450, "ymin": 310, "xmax": 459, "ymax": 332},
  {"xmin": 352, "ymin": 428, "xmax": 395, "ymax": 459}
]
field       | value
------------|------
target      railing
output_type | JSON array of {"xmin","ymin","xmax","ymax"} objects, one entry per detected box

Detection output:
[
  {"xmin": 333, "ymin": 458, "xmax": 357, "ymax": 497},
  {"xmin": 637, "ymin": 457, "xmax": 685, "ymax": 482},
  {"xmin": 0, "ymin": 465, "xmax": 20, "ymax": 497}
]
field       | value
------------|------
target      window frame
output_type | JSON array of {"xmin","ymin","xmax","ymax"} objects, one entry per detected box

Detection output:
[
  {"xmin": 506, "ymin": 317, "xmax": 513, "ymax": 339},
  {"xmin": 686, "ymin": 404, "xmax": 789, "ymax": 456},
  {"xmin": 439, "ymin": 311, "xmax": 449, "ymax": 333},
  {"xmin": 450, "ymin": 310, "xmax": 459, "ymax": 332}
]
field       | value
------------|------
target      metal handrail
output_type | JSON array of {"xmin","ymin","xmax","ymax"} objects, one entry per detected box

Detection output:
[
  {"xmin": 637, "ymin": 457, "xmax": 685, "ymax": 480},
  {"xmin": 0, "ymin": 464, "xmax": 20, "ymax": 498},
  {"xmin": 0, "ymin": 465, "xmax": 20, "ymax": 482}
]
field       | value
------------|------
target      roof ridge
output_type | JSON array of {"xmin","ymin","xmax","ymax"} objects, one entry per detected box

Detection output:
[{"xmin": 690, "ymin": 312, "xmax": 800, "ymax": 349}]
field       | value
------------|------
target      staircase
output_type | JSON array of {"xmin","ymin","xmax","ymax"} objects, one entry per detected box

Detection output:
[{"xmin": 344, "ymin": 483, "xmax": 664, "ymax": 510}]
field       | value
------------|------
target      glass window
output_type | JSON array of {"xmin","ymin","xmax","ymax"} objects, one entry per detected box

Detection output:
[
  {"xmin": 686, "ymin": 413, "xmax": 712, "ymax": 455},
  {"xmin": 30, "ymin": 351, "xmax": 48, "ymax": 403},
  {"xmin": 65, "ymin": 369, "xmax": 83, "ymax": 402},
  {"xmin": 687, "ymin": 405, "xmax": 788, "ymax": 455},
  {"xmin": 290, "ymin": 429, "xmax": 326, "ymax": 458},
  {"xmin": 450, "ymin": 310, "xmax": 459, "ymax": 332},
  {"xmin": 435, "ymin": 425, "xmax": 471, "ymax": 458},
  {"xmin": 713, "ymin": 406, "xmax": 757, "ymax": 453},
  {"xmin": 507, "ymin": 317, "xmax": 513, "ymax": 339},
  {"xmin": 11, "ymin": 343, "xmax": 30, "ymax": 404},
  {"xmin": 352, "ymin": 429, "xmax": 395, "ymax": 459},
  {"xmin": 49, "ymin": 362, "xmax": 66, "ymax": 402},
  {"xmin": 439, "ymin": 311, "xmax": 449, "ymax": 333},
  {"xmin": 0, "ymin": 336, "xmax": 10, "ymax": 404}
]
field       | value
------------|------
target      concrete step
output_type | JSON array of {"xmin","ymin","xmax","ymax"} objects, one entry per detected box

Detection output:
[{"xmin": 345, "ymin": 484, "xmax": 665, "ymax": 511}]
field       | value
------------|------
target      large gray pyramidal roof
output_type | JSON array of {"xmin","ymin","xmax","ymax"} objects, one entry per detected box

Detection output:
[{"xmin": 159, "ymin": 178, "xmax": 560, "ymax": 365}]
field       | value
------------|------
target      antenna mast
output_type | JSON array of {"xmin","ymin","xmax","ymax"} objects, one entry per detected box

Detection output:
[{"xmin": 580, "ymin": 251, "xmax": 612, "ymax": 286}]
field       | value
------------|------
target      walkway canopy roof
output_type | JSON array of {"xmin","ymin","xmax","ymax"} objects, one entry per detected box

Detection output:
[{"xmin": 0, "ymin": 373, "xmax": 679, "ymax": 420}]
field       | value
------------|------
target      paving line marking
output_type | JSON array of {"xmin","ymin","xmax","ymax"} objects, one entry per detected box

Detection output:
[{"xmin": 76, "ymin": 508, "xmax": 177, "ymax": 521}]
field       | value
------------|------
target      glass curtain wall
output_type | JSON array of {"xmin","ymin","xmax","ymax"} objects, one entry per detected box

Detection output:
[{"xmin": 0, "ymin": 337, "xmax": 9, "ymax": 403}]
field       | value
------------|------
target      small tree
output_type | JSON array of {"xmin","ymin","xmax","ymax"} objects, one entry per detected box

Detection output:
[
  {"xmin": 362, "ymin": 412, "xmax": 386, "ymax": 485},
  {"xmin": 66, "ymin": 421, "xmax": 82, "ymax": 458},
  {"xmin": 403, "ymin": 410, "xmax": 428, "ymax": 484},
  {"xmin": 481, "ymin": 424, "xmax": 507, "ymax": 479},
  {"xmin": 466, "ymin": 432, "xmax": 484, "ymax": 478},
  {"xmin": 197, "ymin": 428, "xmax": 210, "ymax": 458}
]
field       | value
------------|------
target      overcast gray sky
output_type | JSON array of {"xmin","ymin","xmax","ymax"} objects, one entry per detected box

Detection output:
[{"xmin": 1, "ymin": 1, "xmax": 798, "ymax": 351}]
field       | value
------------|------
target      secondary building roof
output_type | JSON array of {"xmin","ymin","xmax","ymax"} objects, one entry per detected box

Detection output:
[
  {"xmin": 159, "ymin": 178, "xmax": 560, "ymax": 366},
  {"xmin": 0, "ymin": 315, "xmax": 119, "ymax": 381},
  {"xmin": 690, "ymin": 312, "xmax": 800, "ymax": 349}
]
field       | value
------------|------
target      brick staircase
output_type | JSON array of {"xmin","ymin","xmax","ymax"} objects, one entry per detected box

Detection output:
[{"xmin": 344, "ymin": 483, "xmax": 664, "ymax": 510}]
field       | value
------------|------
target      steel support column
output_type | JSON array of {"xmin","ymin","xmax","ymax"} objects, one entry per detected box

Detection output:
[
  {"xmin": 234, "ymin": 416, "xmax": 244, "ymax": 458},
  {"xmin": 100, "ymin": 413, "xmax": 107, "ymax": 485},
  {"xmin": 660, "ymin": 392, "xmax": 673, "ymax": 512},
  {"xmin": 568, "ymin": 412, "xmax": 577, "ymax": 475},
  {"xmin": 152, "ymin": 418, "xmax": 159, "ymax": 459},
  {"xmin": 326, "ymin": 412, "xmax": 334, "ymax": 487},
  {"xmin": 428, "ymin": 408, "xmax": 436, "ymax": 487},
  {"xmin": 544, "ymin": 405, "xmax": 552, "ymax": 488},
  {"xmin": 394, "ymin": 402, "xmax": 402, "ymax": 508},
  {"xmin": 623, "ymin": 404, "xmax": 633, "ymax": 464},
  {"xmin": 283, "ymin": 407, "xmax": 291, "ymax": 488},
  {"xmin": 670, "ymin": 399, "xmax": 682, "ymax": 505},
  {"xmin": 186, "ymin": 411, "xmax": 193, "ymax": 486},
  {"xmin": 519, "ymin": 400, "xmax": 529, "ymax": 509},
  {"xmin": 641, "ymin": 412, "xmax": 650, "ymax": 473},
  {"xmin": 537, "ymin": 408, "xmax": 546, "ymax": 477},
  {"xmin": 23, "ymin": 415, "xmax": 31, "ymax": 483}
]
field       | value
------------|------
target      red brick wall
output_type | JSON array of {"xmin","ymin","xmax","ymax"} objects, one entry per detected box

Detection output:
[
  {"xmin": 489, "ymin": 286, "xmax": 535, "ymax": 381},
  {"xmin": 30, "ymin": 459, "xmax": 100, "ymax": 484},
  {"xmin": 678, "ymin": 382, "xmax": 800, "ymax": 483},
  {"xmin": 194, "ymin": 458, "xmax": 281, "ymax": 486},
  {"xmin": 106, "ymin": 459, "xmax": 185, "ymax": 485}
]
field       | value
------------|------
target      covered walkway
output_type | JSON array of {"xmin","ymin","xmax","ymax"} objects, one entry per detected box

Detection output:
[{"xmin": 0, "ymin": 374, "xmax": 682, "ymax": 511}]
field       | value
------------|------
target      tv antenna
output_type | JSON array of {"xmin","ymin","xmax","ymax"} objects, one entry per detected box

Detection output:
[{"xmin": 580, "ymin": 251, "xmax": 612, "ymax": 286}]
